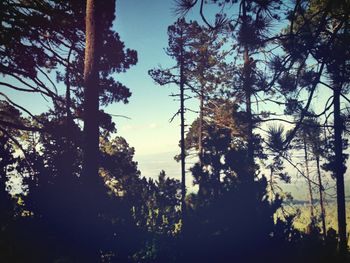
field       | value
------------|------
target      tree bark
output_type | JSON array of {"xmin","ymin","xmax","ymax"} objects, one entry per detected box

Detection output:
[
  {"xmin": 64, "ymin": 43, "xmax": 74, "ymax": 179},
  {"xmin": 303, "ymin": 137, "xmax": 315, "ymax": 220},
  {"xmin": 198, "ymin": 87, "xmax": 204, "ymax": 165},
  {"xmin": 242, "ymin": 0, "xmax": 254, "ymax": 183},
  {"xmin": 81, "ymin": 1, "xmax": 103, "ymax": 261},
  {"xmin": 241, "ymin": 0, "xmax": 256, "ymax": 242},
  {"xmin": 334, "ymin": 86, "xmax": 347, "ymax": 255},
  {"xmin": 82, "ymin": 0, "xmax": 101, "ymax": 187},
  {"xmin": 198, "ymin": 86, "xmax": 206, "ymax": 197},
  {"xmin": 179, "ymin": 35, "xmax": 186, "ymax": 224},
  {"xmin": 316, "ymin": 155, "xmax": 327, "ymax": 240},
  {"xmin": 66, "ymin": 44, "xmax": 74, "ymax": 129}
]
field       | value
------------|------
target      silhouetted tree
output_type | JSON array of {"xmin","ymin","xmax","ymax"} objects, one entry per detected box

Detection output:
[
  {"xmin": 149, "ymin": 19, "xmax": 198, "ymax": 224},
  {"xmin": 281, "ymin": 0, "xmax": 350, "ymax": 254},
  {"xmin": 294, "ymin": 118, "xmax": 317, "ymax": 220},
  {"xmin": 181, "ymin": 120, "xmax": 283, "ymax": 262},
  {"xmin": 0, "ymin": 131, "xmax": 17, "ymax": 262},
  {"xmin": 307, "ymin": 118, "xmax": 328, "ymax": 240},
  {"xmin": 1, "ymin": 1, "xmax": 137, "ymax": 261}
]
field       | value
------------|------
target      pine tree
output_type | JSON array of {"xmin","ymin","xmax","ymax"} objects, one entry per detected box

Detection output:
[
  {"xmin": 149, "ymin": 19, "xmax": 199, "ymax": 224},
  {"xmin": 282, "ymin": 0, "xmax": 350, "ymax": 254}
]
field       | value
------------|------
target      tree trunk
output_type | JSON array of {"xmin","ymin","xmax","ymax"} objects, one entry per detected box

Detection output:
[
  {"xmin": 316, "ymin": 154, "xmax": 327, "ymax": 240},
  {"xmin": 334, "ymin": 86, "xmax": 347, "ymax": 255},
  {"xmin": 64, "ymin": 43, "xmax": 74, "ymax": 179},
  {"xmin": 82, "ymin": 0, "xmax": 101, "ymax": 188},
  {"xmin": 303, "ymin": 137, "xmax": 315, "ymax": 220},
  {"xmin": 198, "ymin": 87, "xmax": 206, "ymax": 197},
  {"xmin": 66, "ymin": 44, "xmax": 74, "ymax": 129},
  {"xmin": 241, "ymin": 0, "xmax": 256, "ymax": 242},
  {"xmin": 242, "ymin": 0, "xmax": 254, "ymax": 182},
  {"xmin": 179, "ymin": 37, "xmax": 186, "ymax": 223},
  {"xmin": 81, "ymin": 0, "xmax": 103, "ymax": 261},
  {"xmin": 198, "ymin": 87, "xmax": 204, "ymax": 165}
]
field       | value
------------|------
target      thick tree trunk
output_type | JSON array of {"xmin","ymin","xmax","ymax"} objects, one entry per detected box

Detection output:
[
  {"xmin": 80, "ymin": 0, "xmax": 103, "ymax": 261},
  {"xmin": 303, "ymin": 138, "xmax": 315, "ymax": 220},
  {"xmin": 82, "ymin": 0, "xmax": 101, "ymax": 188},
  {"xmin": 316, "ymin": 155, "xmax": 327, "ymax": 240},
  {"xmin": 334, "ymin": 86, "xmax": 347, "ymax": 255}
]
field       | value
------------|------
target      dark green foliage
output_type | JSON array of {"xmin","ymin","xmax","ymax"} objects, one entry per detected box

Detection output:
[
  {"xmin": 0, "ymin": 0, "xmax": 137, "ymax": 130},
  {"xmin": 279, "ymin": 0, "xmax": 350, "ymax": 254},
  {"xmin": 175, "ymin": 118, "xmax": 282, "ymax": 262},
  {"xmin": 1, "ymin": 0, "xmax": 350, "ymax": 262},
  {"xmin": 0, "ymin": 0, "xmax": 138, "ymax": 261},
  {"xmin": 0, "ymin": 133, "xmax": 18, "ymax": 262}
]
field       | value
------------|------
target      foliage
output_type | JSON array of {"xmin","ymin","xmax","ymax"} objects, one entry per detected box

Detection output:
[{"xmin": 0, "ymin": 0, "xmax": 350, "ymax": 262}]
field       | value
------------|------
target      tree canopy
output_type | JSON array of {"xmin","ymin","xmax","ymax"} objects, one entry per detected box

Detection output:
[{"xmin": 0, "ymin": 0, "xmax": 349, "ymax": 262}]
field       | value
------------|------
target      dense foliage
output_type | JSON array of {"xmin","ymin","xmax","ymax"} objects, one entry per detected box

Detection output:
[{"xmin": 0, "ymin": 0, "xmax": 349, "ymax": 262}]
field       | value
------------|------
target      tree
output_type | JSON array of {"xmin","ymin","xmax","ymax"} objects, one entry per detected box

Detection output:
[
  {"xmin": 185, "ymin": 24, "xmax": 229, "ymax": 162},
  {"xmin": 149, "ymin": 18, "xmax": 198, "ymax": 223},
  {"xmin": 163, "ymin": 22, "xmax": 232, "ymax": 199},
  {"xmin": 281, "ymin": 0, "xmax": 350, "ymax": 254},
  {"xmin": 308, "ymin": 119, "xmax": 328, "ymax": 240},
  {"xmin": 8, "ymin": 124, "xmax": 155, "ymax": 262},
  {"xmin": 294, "ymin": 117, "xmax": 330, "ymax": 238},
  {"xmin": 176, "ymin": 3, "xmax": 291, "ymax": 247},
  {"xmin": 294, "ymin": 118, "xmax": 316, "ymax": 221},
  {"xmin": 82, "ymin": 0, "xmax": 104, "ymax": 188},
  {"xmin": 1, "ymin": 1, "xmax": 137, "ymax": 261},
  {"xmin": 0, "ymin": 0, "xmax": 136, "ymax": 149},
  {"xmin": 0, "ymin": 131, "xmax": 18, "ymax": 262},
  {"xmin": 80, "ymin": 3, "xmax": 105, "ymax": 260},
  {"xmin": 180, "ymin": 118, "xmax": 282, "ymax": 262},
  {"xmin": 184, "ymin": 98, "xmax": 244, "ymax": 198}
]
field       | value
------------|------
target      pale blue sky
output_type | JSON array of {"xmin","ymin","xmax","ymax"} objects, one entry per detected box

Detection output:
[
  {"xmin": 3, "ymin": 0, "xmax": 202, "ymax": 183},
  {"xmin": 109, "ymin": 0, "xmax": 201, "ymax": 181},
  {"xmin": 109, "ymin": 0, "xmax": 336, "ymax": 182},
  {"xmin": 4, "ymin": 0, "xmax": 348, "ymax": 196}
]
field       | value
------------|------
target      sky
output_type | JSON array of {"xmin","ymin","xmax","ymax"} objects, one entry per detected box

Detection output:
[
  {"xmin": 108, "ymin": 0, "xmax": 201, "ymax": 182},
  {"xmin": 110, "ymin": 0, "xmax": 183, "ymax": 157},
  {"xmin": 2, "ymin": 0, "xmax": 216, "ymax": 190},
  {"xmin": 109, "ymin": 0, "xmax": 239, "ymax": 186},
  {"xmin": 4, "ymin": 0, "xmax": 349, "ymax": 198},
  {"xmin": 108, "ymin": 0, "xmax": 344, "ymax": 191}
]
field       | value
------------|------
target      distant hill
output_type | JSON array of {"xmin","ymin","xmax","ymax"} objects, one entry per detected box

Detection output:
[{"xmin": 135, "ymin": 150, "xmax": 350, "ymax": 200}]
